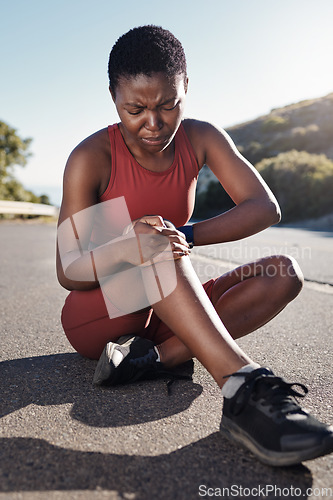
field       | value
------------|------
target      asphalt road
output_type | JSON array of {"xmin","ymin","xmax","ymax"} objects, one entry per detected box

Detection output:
[
  {"xmin": 0, "ymin": 221, "xmax": 332, "ymax": 500},
  {"xmin": 192, "ymin": 226, "xmax": 333, "ymax": 286}
]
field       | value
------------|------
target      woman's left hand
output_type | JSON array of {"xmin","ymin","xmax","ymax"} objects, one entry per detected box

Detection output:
[{"xmin": 159, "ymin": 220, "xmax": 191, "ymax": 260}]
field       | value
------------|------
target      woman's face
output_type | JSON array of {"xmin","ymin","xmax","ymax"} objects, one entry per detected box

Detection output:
[{"xmin": 111, "ymin": 72, "xmax": 188, "ymax": 155}]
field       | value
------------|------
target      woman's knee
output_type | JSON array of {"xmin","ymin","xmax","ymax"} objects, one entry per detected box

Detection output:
[{"xmin": 263, "ymin": 254, "xmax": 304, "ymax": 298}]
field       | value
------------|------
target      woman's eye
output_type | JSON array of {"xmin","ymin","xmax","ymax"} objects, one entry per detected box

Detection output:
[
  {"xmin": 128, "ymin": 110, "xmax": 142, "ymax": 115},
  {"xmin": 163, "ymin": 102, "xmax": 179, "ymax": 111}
]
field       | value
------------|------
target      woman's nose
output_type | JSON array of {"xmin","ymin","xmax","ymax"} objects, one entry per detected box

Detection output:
[{"xmin": 145, "ymin": 111, "xmax": 163, "ymax": 131}]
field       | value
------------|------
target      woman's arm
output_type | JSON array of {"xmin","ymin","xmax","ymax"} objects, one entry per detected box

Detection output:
[
  {"xmin": 56, "ymin": 133, "xmax": 190, "ymax": 291},
  {"xmin": 56, "ymin": 130, "xmax": 140, "ymax": 291},
  {"xmin": 185, "ymin": 120, "xmax": 281, "ymax": 246},
  {"xmin": 56, "ymin": 134, "xmax": 112, "ymax": 291}
]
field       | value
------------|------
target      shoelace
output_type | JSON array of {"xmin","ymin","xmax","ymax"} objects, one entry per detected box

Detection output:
[
  {"xmin": 164, "ymin": 372, "xmax": 193, "ymax": 395},
  {"xmin": 129, "ymin": 349, "xmax": 192, "ymax": 395},
  {"xmin": 129, "ymin": 348, "xmax": 157, "ymax": 367},
  {"xmin": 225, "ymin": 370, "xmax": 308, "ymax": 417}
]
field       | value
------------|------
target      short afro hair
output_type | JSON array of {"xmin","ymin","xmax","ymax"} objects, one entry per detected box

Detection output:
[{"xmin": 108, "ymin": 25, "xmax": 187, "ymax": 94}]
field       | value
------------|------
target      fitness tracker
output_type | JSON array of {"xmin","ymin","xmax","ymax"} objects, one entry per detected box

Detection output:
[{"xmin": 177, "ymin": 225, "xmax": 194, "ymax": 248}]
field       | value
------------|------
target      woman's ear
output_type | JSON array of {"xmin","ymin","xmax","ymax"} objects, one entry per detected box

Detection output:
[{"xmin": 184, "ymin": 77, "xmax": 189, "ymax": 94}]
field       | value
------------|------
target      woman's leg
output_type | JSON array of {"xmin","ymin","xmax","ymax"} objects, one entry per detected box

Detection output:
[
  {"xmin": 157, "ymin": 255, "xmax": 303, "ymax": 373},
  {"xmin": 149, "ymin": 256, "xmax": 253, "ymax": 388},
  {"xmin": 212, "ymin": 254, "xmax": 303, "ymax": 336}
]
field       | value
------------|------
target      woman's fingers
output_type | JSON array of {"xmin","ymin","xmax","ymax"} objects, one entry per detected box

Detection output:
[
  {"xmin": 123, "ymin": 217, "xmax": 190, "ymax": 265},
  {"xmin": 138, "ymin": 215, "xmax": 166, "ymax": 228},
  {"xmin": 138, "ymin": 232, "xmax": 190, "ymax": 265},
  {"xmin": 160, "ymin": 228, "xmax": 190, "ymax": 250},
  {"xmin": 123, "ymin": 216, "xmax": 166, "ymax": 236}
]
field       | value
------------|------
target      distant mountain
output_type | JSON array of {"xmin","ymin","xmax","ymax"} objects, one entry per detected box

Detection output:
[{"xmin": 226, "ymin": 92, "xmax": 333, "ymax": 164}]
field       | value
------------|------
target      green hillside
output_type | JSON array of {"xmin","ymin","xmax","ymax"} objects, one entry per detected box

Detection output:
[
  {"xmin": 227, "ymin": 92, "xmax": 333, "ymax": 164},
  {"xmin": 194, "ymin": 93, "xmax": 333, "ymax": 222}
]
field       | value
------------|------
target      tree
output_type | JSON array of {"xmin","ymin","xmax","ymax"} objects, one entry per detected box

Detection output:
[
  {"xmin": 0, "ymin": 120, "xmax": 51, "ymax": 208},
  {"xmin": 0, "ymin": 120, "xmax": 32, "ymax": 181}
]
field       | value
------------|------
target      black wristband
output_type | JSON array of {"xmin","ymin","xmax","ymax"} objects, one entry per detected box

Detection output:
[{"xmin": 177, "ymin": 225, "xmax": 194, "ymax": 248}]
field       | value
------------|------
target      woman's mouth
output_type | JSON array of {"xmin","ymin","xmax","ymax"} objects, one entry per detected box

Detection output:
[{"xmin": 141, "ymin": 136, "xmax": 168, "ymax": 146}]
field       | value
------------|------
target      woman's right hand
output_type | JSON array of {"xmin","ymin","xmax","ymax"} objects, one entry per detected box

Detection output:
[{"xmin": 122, "ymin": 216, "xmax": 191, "ymax": 266}]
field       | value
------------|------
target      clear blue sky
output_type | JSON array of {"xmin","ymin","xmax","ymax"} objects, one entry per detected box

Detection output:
[{"xmin": 1, "ymin": 0, "xmax": 333, "ymax": 203}]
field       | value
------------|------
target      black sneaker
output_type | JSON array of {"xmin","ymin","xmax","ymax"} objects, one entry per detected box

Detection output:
[
  {"xmin": 93, "ymin": 335, "xmax": 160, "ymax": 386},
  {"xmin": 220, "ymin": 367, "xmax": 333, "ymax": 466}
]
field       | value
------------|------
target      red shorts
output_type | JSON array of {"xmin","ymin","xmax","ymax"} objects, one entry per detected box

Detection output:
[{"xmin": 61, "ymin": 278, "xmax": 217, "ymax": 360}]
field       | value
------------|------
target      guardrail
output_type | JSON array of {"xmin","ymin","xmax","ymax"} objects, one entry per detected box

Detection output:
[{"xmin": 0, "ymin": 200, "xmax": 58, "ymax": 217}]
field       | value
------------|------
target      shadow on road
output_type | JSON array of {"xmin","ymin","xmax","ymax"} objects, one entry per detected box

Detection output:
[
  {"xmin": 0, "ymin": 353, "xmax": 201, "ymax": 426},
  {"xmin": 0, "ymin": 435, "xmax": 313, "ymax": 499},
  {"xmin": 0, "ymin": 354, "xmax": 314, "ymax": 498}
]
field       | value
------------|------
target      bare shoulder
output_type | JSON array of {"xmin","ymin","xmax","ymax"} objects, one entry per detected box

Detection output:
[
  {"xmin": 59, "ymin": 128, "xmax": 111, "ymax": 223},
  {"xmin": 66, "ymin": 128, "xmax": 109, "ymax": 172},
  {"xmin": 64, "ymin": 128, "xmax": 110, "ymax": 195},
  {"xmin": 182, "ymin": 119, "xmax": 237, "ymax": 168}
]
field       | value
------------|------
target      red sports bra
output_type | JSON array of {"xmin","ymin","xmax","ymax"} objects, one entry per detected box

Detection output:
[
  {"xmin": 100, "ymin": 122, "xmax": 199, "ymax": 227},
  {"xmin": 88, "ymin": 122, "xmax": 199, "ymax": 247}
]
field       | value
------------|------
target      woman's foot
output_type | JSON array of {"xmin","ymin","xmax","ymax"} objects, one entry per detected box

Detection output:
[
  {"xmin": 220, "ymin": 367, "xmax": 333, "ymax": 466},
  {"xmin": 93, "ymin": 335, "xmax": 160, "ymax": 386}
]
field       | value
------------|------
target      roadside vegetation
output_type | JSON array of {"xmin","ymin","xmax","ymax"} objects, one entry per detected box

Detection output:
[
  {"xmin": 194, "ymin": 93, "xmax": 333, "ymax": 222},
  {"xmin": 0, "ymin": 120, "xmax": 51, "ymax": 218}
]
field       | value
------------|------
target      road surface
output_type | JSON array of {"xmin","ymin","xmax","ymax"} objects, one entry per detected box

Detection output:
[{"xmin": 0, "ymin": 221, "xmax": 332, "ymax": 500}]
